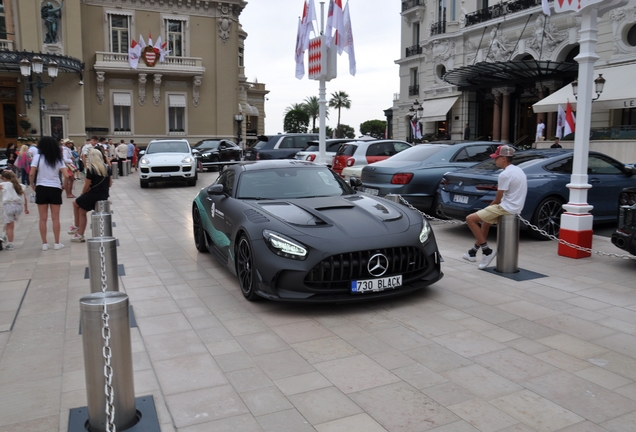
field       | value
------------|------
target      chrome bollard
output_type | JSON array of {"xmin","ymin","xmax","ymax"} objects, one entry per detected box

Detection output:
[
  {"xmin": 91, "ymin": 212, "xmax": 113, "ymax": 238},
  {"xmin": 80, "ymin": 292, "xmax": 137, "ymax": 432},
  {"xmin": 111, "ymin": 162, "xmax": 119, "ymax": 179},
  {"xmin": 385, "ymin": 194, "xmax": 400, "ymax": 203},
  {"xmin": 122, "ymin": 160, "xmax": 130, "ymax": 176},
  {"xmin": 87, "ymin": 237, "xmax": 119, "ymax": 292},
  {"xmin": 126, "ymin": 160, "xmax": 132, "ymax": 174},
  {"xmin": 496, "ymin": 214, "xmax": 520, "ymax": 273},
  {"xmin": 94, "ymin": 200, "xmax": 111, "ymax": 214}
]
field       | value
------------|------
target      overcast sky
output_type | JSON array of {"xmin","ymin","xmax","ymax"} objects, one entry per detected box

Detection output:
[{"xmin": 239, "ymin": 1, "xmax": 402, "ymax": 135}]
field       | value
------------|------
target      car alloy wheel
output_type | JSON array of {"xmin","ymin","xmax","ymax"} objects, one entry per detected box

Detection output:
[
  {"xmin": 192, "ymin": 207, "xmax": 208, "ymax": 253},
  {"xmin": 237, "ymin": 235, "xmax": 258, "ymax": 301},
  {"xmin": 531, "ymin": 197, "xmax": 564, "ymax": 240}
]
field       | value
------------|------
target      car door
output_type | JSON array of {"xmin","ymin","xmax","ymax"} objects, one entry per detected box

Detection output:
[
  {"xmin": 204, "ymin": 170, "xmax": 236, "ymax": 259},
  {"xmin": 219, "ymin": 141, "xmax": 239, "ymax": 162},
  {"xmin": 587, "ymin": 154, "xmax": 634, "ymax": 218}
]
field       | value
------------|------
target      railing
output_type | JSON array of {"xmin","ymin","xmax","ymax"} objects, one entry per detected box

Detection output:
[
  {"xmin": 405, "ymin": 44, "xmax": 422, "ymax": 57},
  {"xmin": 566, "ymin": 125, "xmax": 636, "ymax": 141},
  {"xmin": 431, "ymin": 21, "xmax": 446, "ymax": 36},
  {"xmin": 465, "ymin": 0, "xmax": 543, "ymax": 27},
  {"xmin": 409, "ymin": 85, "xmax": 419, "ymax": 96},
  {"xmin": 95, "ymin": 52, "xmax": 205, "ymax": 71},
  {"xmin": 401, "ymin": 0, "xmax": 422, "ymax": 12},
  {"xmin": 0, "ymin": 39, "xmax": 14, "ymax": 51}
]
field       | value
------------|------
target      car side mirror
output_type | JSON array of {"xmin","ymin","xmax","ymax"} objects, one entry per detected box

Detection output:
[
  {"xmin": 207, "ymin": 184, "xmax": 225, "ymax": 195},
  {"xmin": 349, "ymin": 177, "xmax": 362, "ymax": 189},
  {"xmin": 625, "ymin": 165, "xmax": 636, "ymax": 176},
  {"xmin": 139, "ymin": 150, "xmax": 146, "ymax": 156}
]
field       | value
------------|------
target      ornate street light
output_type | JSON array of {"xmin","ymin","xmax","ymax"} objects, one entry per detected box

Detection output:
[
  {"xmin": 234, "ymin": 114, "xmax": 244, "ymax": 154},
  {"xmin": 571, "ymin": 74, "xmax": 606, "ymax": 101},
  {"xmin": 20, "ymin": 57, "xmax": 59, "ymax": 138},
  {"xmin": 409, "ymin": 99, "xmax": 424, "ymax": 120}
]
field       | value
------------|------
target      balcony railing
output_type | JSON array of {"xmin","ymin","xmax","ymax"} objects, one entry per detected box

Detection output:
[
  {"xmin": 405, "ymin": 44, "xmax": 422, "ymax": 57},
  {"xmin": 402, "ymin": 0, "xmax": 422, "ymax": 12},
  {"xmin": 94, "ymin": 52, "xmax": 205, "ymax": 76},
  {"xmin": 431, "ymin": 21, "xmax": 446, "ymax": 36},
  {"xmin": 409, "ymin": 85, "xmax": 419, "ymax": 96},
  {"xmin": 0, "ymin": 39, "xmax": 14, "ymax": 51},
  {"xmin": 465, "ymin": 0, "xmax": 543, "ymax": 27}
]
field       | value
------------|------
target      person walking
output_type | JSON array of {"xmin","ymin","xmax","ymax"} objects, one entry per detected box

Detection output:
[
  {"xmin": 464, "ymin": 123, "xmax": 470, "ymax": 140},
  {"xmin": 463, "ymin": 145, "xmax": 527, "ymax": 269},
  {"xmin": 69, "ymin": 149, "xmax": 112, "ymax": 242},
  {"xmin": 116, "ymin": 140, "xmax": 128, "ymax": 176},
  {"xmin": 14, "ymin": 145, "xmax": 32, "ymax": 186},
  {"xmin": 61, "ymin": 139, "xmax": 77, "ymax": 198},
  {"xmin": 535, "ymin": 119, "xmax": 545, "ymax": 142},
  {"xmin": 0, "ymin": 170, "xmax": 29, "ymax": 251},
  {"xmin": 29, "ymin": 136, "xmax": 68, "ymax": 251}
]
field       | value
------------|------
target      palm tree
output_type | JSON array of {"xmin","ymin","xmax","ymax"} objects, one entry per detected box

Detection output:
[
  {"xmin": 328, "ymin": 91, "xmax": 351, "ymax": 137},
  {"xmin": 303, "ymin": 96, "xmax": 329, "ymax": 133},
  {"xmin": 284, "ymin": 103, "xmax": 306, "ymax": 115}
]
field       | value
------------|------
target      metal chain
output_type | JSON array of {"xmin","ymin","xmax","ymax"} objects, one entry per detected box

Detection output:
[{"xmin": 395, "ymin": 194, "xmax": 636, "ymax": 260}]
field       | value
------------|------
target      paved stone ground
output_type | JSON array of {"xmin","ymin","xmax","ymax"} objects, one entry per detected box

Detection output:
[{"xmin": 0, "ymin": 170, "xmax": 635, "ymax": 432}]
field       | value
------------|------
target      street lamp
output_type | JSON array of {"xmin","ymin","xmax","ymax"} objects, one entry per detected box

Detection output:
[
  {"xmin": 571, "ymin": 74, "xmax": 606, "ymax": 101},
  {"xmin": 234, "ymin": 113, "xmax": 244, "ymax": 147},
  {"xmin": 409, "ymin": 99, "xmax": 424, "ymax": 142},
  {"xmin": 20, "ymin": 56, "xmax": 59, "ymax": 138}
]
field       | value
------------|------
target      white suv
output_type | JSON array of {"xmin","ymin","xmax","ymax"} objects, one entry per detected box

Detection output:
[{"xmin": 139, "ymin": 139, "xmax": 197, "ymax": 188}]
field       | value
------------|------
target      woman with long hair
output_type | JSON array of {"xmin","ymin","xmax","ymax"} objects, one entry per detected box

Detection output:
[
  {"xmin": 14, "ymin": 145, "xmax": 31, "ymax": 185},
  {"xmin": 69, "ymin": 149, "xmax": 112, "ymax": 242},
  {"xmin": 29, "ymin": 136, "xmax": 68, "ymax": 250}
]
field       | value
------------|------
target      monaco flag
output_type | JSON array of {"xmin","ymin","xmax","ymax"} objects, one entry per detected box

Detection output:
[
  {"xmin": 294, "ymin": 0, "xmax": 317, "ymax": 79},
  {"xmin": 128, "ymin": 39, "xmax": 142, "ymax": 69},
  {"xmin": 343, "ymin": 1, "xmax": 356, "ymax": 76},
  {"xmin": 564, "ymin": 100, "xmax": 576, "ymax": 136},
  {"xmin": 326, "ymin": 0, "xmax": 345, "ymax": 53},
  {"xmin": 541, "ymin": 0, "xmax": 551, "ymax": 15}
]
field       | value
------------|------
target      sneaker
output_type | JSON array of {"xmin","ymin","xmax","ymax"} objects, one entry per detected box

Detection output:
[
  {"xmin": 462, "ymin": 251, "xmax": 477, "ymax": 262},
  {"xmin": 71, "ymin": 234, "xmax": 86, "ymax": 243},
  {"xmin": 54, "ymin": 243, "xmax": 65, "ymax": 250},
  {"xmin": 1, "ymin": 233, "xmax": 6, "ymax": 244},
  {"xmin": 68, "ymin": 225, "xmax": 79, "ymax": 234},
  {"xmin": 5, "ymin": 243, "xmax": 14, "ymax": 251},
  {"xmin": 42, "ymin": 243, "xmax": 50, "ymax": 251},
  {"xmin": 478, "ymin": 250, "xmax": 497, "ymax": 270}
]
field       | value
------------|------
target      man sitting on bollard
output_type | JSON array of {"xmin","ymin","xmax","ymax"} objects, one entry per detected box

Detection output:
[{"xmin": 463, "ymin": 145, "xmax": 527, "ymax": 269}]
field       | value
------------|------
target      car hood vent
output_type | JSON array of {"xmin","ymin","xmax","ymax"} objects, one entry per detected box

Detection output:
[
  {"xmin": 243, "ymin": 209, "xmax": 270, "ymax": 224},
  {"xmin": 258, "ymin": 202, "xmax": 327, "ymax": 226}
]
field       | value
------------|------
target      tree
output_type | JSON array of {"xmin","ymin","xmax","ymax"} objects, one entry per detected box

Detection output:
[
  {"xmin": 328, "ymin": 91, "xmax": 351, "ymax": 137},
  {"xmin": 336, "ymin": 123, "xmax": 355, "ymax": 139},
  {"xmin": 360, "ymin": 120, "xmax": 387, "ymax": 139},
  {"xmin": 284, "ymin": 103, "xmax": 306, "ymax": 116},
  {"xmin": 283, "ymin": 109, "xmax": 309, "ymax": 133}
]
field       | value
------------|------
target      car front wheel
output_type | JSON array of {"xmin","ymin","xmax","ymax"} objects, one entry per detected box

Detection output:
[
  {"xmin": 530, "ymin": 196, "xmax": 564, "ymax": 240},
  {"xmin": 236, "ymin": 235, "xmax": 259, "ymax": 301},
  {"xmin": 192, "ymin": 207, "xmax": 208, "ymax": 253}
]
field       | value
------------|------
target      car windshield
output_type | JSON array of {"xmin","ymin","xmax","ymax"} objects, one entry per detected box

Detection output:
[
  {"xmin": 237, "ymin": 167, "xmax": 352, "ymax": 199},
  {"xmin": 472, "ymin": 154, "xmax": 547, "ymax": 170},
  {"xmin": 194, "ymin": 141, "xmax": 221, "ymax": 150},
  {"xmin": 147, "ymin": 142, "xmax": 190, "ymax": 154},
  {"xmin": 387, "ymin": 145, "xmax": 446, "ymax": 161},
  {"xmin": 302, "ymin": 145, "xmax": 319, "ymax": 152},
  {"xmin": 251, "ymin": 136, "xmax": 274, "ymax": 150}
]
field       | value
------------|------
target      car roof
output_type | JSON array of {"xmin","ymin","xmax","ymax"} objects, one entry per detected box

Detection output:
[
  {"xmin": 233, "ymin": 160, "xmax": 321, "ymax": 172},
  {"xmin": 149, "ymin": 139, "xmax": 189, "ymax": 143}
]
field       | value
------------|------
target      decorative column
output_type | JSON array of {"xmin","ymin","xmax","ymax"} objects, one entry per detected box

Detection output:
[
  {"xmin": 492, "ymin": 90, "xmax": 501, "ymax": 142},
  {"xmin": 500, "ymin": 88, "xmax": 512, "ymax": 144},
  {"xmin": 96, "ymin": 72, "xmax": 105, "ymax": 105},
  {"xmin": 153, "ymin": 74, "xmax": 162, "ymax": 106},
  {"xmin": 192, "ymin": 76, "xmax": 202, "ymax": 107}
]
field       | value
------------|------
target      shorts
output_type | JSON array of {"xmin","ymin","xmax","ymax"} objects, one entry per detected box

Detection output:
[
  {"xmin": 35, "ymin": 185, "xmax": 63, "ymax": 205},
  {"xmin": 476, "ymin": 204, "xmax": 511, "ymax": 225},
  {"xmin": 75, "ymin": 192, "xmax": 107, "ymax": 212},
  {"xmin": 3, "ymin": 202, "xmax": 23, "ymax": 224}
]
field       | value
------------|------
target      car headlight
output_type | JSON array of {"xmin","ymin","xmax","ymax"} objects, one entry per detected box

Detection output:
[
  {"xmin": 140, "ymin": 157, "xmax": 149, "ymax": 165},
  {"xmin": 182, "ymin": 156, "xmax": 193, "ymax": 164},
  {"xmin": 263, "ymin": 230, "xmax": 307, "ymax": 260},
  {"xmin": 419, "ymin": 219, "xmax": 431, "ymax": 243}
]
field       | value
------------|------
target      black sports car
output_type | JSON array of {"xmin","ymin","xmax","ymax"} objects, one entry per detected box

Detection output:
[
  {"xmin": 192, "ymin": 139, "xmax": 242, "ymax": 171},
  {"xmin": 192, "ymin": 160, "xmax": 443, "ymax": 302}
]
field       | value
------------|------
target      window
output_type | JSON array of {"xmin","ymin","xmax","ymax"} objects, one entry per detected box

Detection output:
[
  {"xmin": 0, "ymin": 1, "xmax": 7, "ymax": 40},
  {"xmin": 453, "ymin": 145, "xmax": 492, "ymax": 163},
  {"xmin": 238, "ymin": 47, "xmax": 244, "ymax": 67},
  {"xmin": 166, "ymin": 19, "xmax": 185, "ymax": 57},
  {"xmin": 622, "ymin": 107, "xmax": 636, "ymax": 125},
  {"xmin": 109, "ymin": 14, "xmax": 130, "ymax": 54},
  {"xmin": 413, "ymin": 23, "xmax": 420, "ymax": 45},
  {"xmin": 113, "ymin": 92, "xmax": 131, "ymax": 131},
  {"xmin": 168, "ymin": 94, "xmax": 186, "ymax": 132},
  {"xmin": 627, "ymin": 24, "xmax": 636, "ymax": 47}
]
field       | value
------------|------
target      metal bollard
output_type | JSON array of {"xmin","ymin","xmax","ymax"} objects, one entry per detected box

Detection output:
[
  {"xmin": 122, "ymin": 160, "xmax": 130, "ymax": 176},
  {"xmin": 87, "ymin": 237, "xmax": 119, "ymax": 292},
  {"xmin": 496, "ymin": 214, "xmax": 520, "ymax": 273},
  {"xmin": 111, "ymin": 162, "xmax": 119, "ymax": 179},
  {"xmin": 91, "ymin": 212, "xmax": 113, "ymax": 238},
  {"xmin": 80, "ymin": 292, "xmax": 137, "ymax": 431},
  {"xmin": 126, "ymin": 160, "xmax": 132, "ymax": 174},
  {"xmin": 94, "ymin": 200, "xmax": 111, "ymax": 214}
]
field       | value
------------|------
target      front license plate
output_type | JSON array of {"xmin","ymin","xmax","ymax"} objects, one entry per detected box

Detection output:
[
  {"xmin": 453, "ymin": 194, "xmax": 469, "ymax": 204},
  {"xmin": 351, "ymin": 275, "xmax": 402, "ymax": 293},
  {"xmin": 364, "ymin": 187, "xmax": 379, "ymax": 196},
  {"xmin": 161, "ymin": 174, "xmax": 170, "ymax": 178}
]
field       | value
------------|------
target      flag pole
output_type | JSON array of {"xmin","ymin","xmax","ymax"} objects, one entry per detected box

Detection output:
[{"xmin": 318, "ymin": 1, "xmax": 328, "ymax": 165}]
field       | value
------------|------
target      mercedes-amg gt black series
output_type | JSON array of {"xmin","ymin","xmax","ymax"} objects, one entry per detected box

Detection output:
[{"xmin": 192, "ymin": 160, "xmax": 443, "ymax": 302}]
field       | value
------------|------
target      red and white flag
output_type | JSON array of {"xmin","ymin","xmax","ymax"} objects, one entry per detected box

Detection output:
[
  {"xmin": 564, "ymin": 100, "xmax": 576, "ymax": 136},
  {"xmin": 541, "ymin": 0, "xmax": 551, "ymax": 15},
  {"xmin": 343, "ymin": 1, "xmax": 356, "ymax": 76},
  {"xmin": 294, "ymin": 0, "xmax": 317, "ymax": 79},
  {"xmin": 128, "ymin": 39, "xmax": 142, "ymax": 69},
  {"xmin": 411, "ymin": 119, "xmax": 422, "ymax": 140},
  {"xmin": 295, "ymin": 17, "xmax": 305, "ymax": 79},
  {"xmin": 326, "ymin": 0, "xmax": 345, "ymax": 53}
]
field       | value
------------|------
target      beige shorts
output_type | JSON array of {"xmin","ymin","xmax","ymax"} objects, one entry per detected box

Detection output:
[{"xmin": 476, "ymin": 204, "xmax": 511, "ymax": 225}]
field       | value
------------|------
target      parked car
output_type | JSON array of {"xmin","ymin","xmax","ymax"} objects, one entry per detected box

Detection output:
[
  {"xmin": 611, "ymin": 187, "xmax": 636, "ymax": 255},
  {"xmin": 295, "ymin": 138, "xmax": 370, "ymax": 164},
  {"xmin": 244, "ymin": 133, "xmax": 319, "ymax": 161},
  {"xmin": 437, "ymin": 149, "xmax": 636, "ymax": 239},
  {"xmin": 191, "ymin": 160, "xmax": 442, "ymax": 302},
  {"xmin": 192, "ymin": 139, "xmax": 241, "ymax": 171},
  {"xmin": 331, "ymin": 139, "xmax": 412, "ymax": 176},
  {"xmin": 358, "ymin": 141, "xmax": 504, "ymax": 213},
  {"xmin": 139, "ymin": 139, "xmax": 197, "ymax": 188}
]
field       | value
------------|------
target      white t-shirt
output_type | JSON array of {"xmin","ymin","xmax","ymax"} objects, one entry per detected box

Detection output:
[
  {"xmin": 81, "ymin": 143, "xmax": 94, "ymax": 157},
  {"xmin": 536, "ymin": 122, "xmax": 545, "ymax": 138},
  {"xmin": 28, "ymin": 145, "xmax": 39, "ymax": 157},
  {"xmin": 62, "ymin": 146, "xmax": 73, "ymax": 164},
  {"xmin": 1, "ymin": 182, "xmax": 26, "ymax": 204},
  {"xmin": 498, "ymin": 164, "xmax": 527, "ymax": 215},
  {"xmin": 30, "ymin": 154, "xmax": 65, "ymax": 188}
]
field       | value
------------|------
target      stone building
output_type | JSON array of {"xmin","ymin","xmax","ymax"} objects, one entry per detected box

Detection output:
[
  {"xmin": 395, "ymin": 0, "xmax": 636, "ymax": 150},
  {"xmin": 0, "ymin": 0, "xmax": 266, "ymax": 148}
]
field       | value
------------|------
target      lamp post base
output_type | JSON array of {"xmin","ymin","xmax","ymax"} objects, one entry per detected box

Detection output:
[{"xmin": 557, "ymin": 212, "xmax": 593, "ymax": 258}]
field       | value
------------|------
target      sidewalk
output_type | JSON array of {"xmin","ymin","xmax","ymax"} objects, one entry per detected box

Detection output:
[{"xmin": 1, "ymin": 171, "xmax": 636, "ymax": 432}]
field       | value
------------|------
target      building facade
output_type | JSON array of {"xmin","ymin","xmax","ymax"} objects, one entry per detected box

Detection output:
[
  {"xmin": 0, "ymin": 0, "xmax": 266, "ymax": 148},
  {"xmin": 395, "ymin": 0, "xmax": 636, "ymax": 150}
]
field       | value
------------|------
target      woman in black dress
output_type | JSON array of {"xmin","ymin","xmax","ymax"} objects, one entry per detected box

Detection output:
[{"xmin": 5, "ymin": 142, "xmax": 17, "ymax": 171}]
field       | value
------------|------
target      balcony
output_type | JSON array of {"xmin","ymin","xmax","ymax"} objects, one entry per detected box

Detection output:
[
  {"xmin": 431, "ymin": 21, "xmax": 446, "ymax": 36},
  {"xmin": 464, "ymin": 0, "xmax": 543, "ymax": 27},
  {"xmin": 405, "ymin": 44, "xmax": 422, "ymax": 57},
  {"xmin": 409, "ymin": 85, "xmax": 419, "ymax": 96},
  {"xmin": 0, "ymin": 39, "xmax": 14, "ymax": 51},
  {"xmin": 94, "ymin": 52, "xmax": 206, "ymax": 76},
  {"xmin": 401, "ymin": 0, "xmax": 422, "ymax": 12}
]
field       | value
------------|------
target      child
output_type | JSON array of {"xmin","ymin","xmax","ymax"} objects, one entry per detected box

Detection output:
[{"xmin": 1, "ymin": 170, "xmax": 29, "ymax": 250}]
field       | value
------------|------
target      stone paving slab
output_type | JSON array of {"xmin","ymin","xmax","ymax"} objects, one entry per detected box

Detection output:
[{"xmin": 0, "ymin": 170, "xmax": 635, "ymax": 431}]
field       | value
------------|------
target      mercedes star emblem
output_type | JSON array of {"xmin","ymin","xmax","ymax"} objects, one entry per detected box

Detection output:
[{"xmin": 368, "ymin": 253, "xmax": 389, "ymax": 277}]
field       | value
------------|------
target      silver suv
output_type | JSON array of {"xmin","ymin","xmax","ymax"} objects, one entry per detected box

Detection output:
[{"xmin": 139, "ymin": 139, "xmax": 197, "ymax": 188}]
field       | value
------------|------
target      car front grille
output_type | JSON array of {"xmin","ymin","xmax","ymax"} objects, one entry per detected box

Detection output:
[
  {"xmin": 151, "ymin": 166, "xmax": 180, "ymax": 173},
  {"xmin": 304, "ymin": 246, "xmax": 428, "ymax": 291}
]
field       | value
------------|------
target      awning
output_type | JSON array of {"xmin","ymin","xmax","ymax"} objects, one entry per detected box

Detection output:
[
  {"xmin": 168, "ymin": 94, "xmax": 187, "ymax": 107},
  {"xmin": 113, "ymin": 92, "xmax": 131, "ymax": 106},
  {"xmin": 419, "ymin": 97, "xmax": 458, "ymax": 122},
  {"xmin": 533, "ymin": 62, "xmax": 636, "ymax": 113}
]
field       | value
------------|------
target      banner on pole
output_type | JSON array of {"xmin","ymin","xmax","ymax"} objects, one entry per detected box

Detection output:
[{"xmin": 308, "ymin": 36, "xmax": 337, "ymax": 81}]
